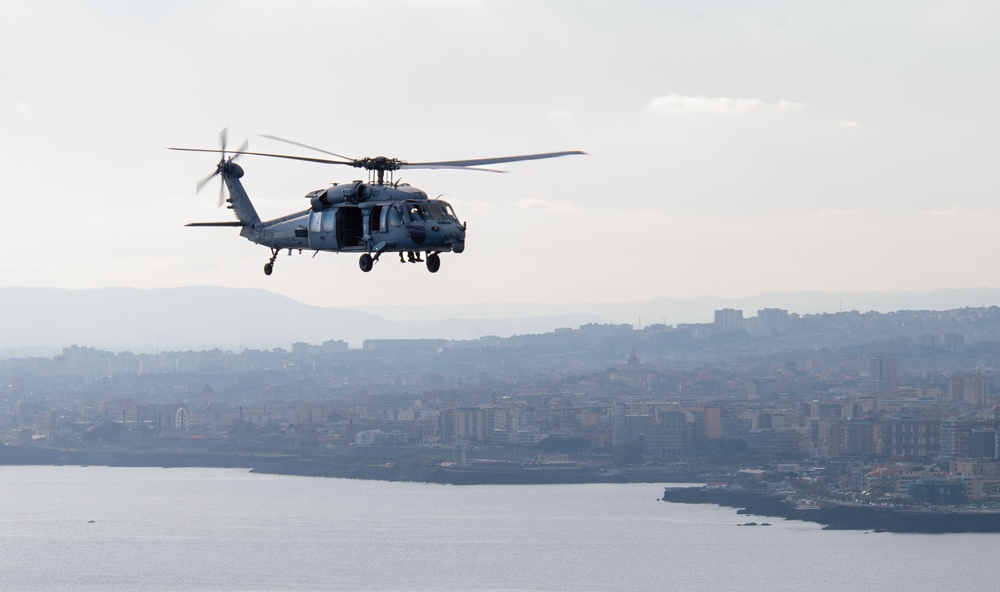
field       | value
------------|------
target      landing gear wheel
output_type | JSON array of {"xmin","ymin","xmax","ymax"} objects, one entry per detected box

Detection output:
[
  {"xmin": 264, "ymin": 249, "xmax": 278, "ymax": 276},
  {"xmin": 359, "ymin": 253, "xmax": 374, "ymax": 272},
  {"xmin": 426, "ymin": 253, "xmax": 441, "ymax": 273}
]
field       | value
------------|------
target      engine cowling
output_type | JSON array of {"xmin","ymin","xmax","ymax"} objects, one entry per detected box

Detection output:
[{"xmin": 308, "ymin": 181, "xmax": 369, "ymax": 209}]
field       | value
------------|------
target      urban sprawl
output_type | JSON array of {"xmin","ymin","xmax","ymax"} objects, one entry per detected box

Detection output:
[{"xmin": 4, "ymin": 305, "xmax": 1000, "ymax": 506}]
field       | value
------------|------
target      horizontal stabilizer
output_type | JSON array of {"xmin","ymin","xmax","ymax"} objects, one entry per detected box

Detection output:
[{"xmin": 186, "ymin": 221, "xmax": 244, "ymax": 227}]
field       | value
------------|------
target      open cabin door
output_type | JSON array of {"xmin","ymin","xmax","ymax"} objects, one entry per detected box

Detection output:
[{"xmin": 336, "ymin": 206, "xmax": 364, "ymax": 248}]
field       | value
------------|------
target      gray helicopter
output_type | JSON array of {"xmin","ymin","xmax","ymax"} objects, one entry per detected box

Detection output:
[{"xmin": 170, "ymin": 131, "xmax": 585, "ymax": 275}]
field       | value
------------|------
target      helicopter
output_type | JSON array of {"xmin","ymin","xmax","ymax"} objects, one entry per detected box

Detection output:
[{"xmin": 170, "ymin": 131, "xmax": 585, "ymax": 275}]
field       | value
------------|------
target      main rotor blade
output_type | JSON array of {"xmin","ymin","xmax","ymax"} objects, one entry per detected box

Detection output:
[
  {"xmin": 260, "ymin": 135, "xmax": 355, "ymax": 161},
  {"xmin": 167, "ymin": 147, "xmax": 356, "ymax": 167},
  {"xmin": 186, "ymin": 221, "xmax": 243, "ymax": 227},
  {"xmin": 398, "ymin": 164, "xmax": 508, "ymax": 173},
  {"xmin": 407, "ymin": 150, "xmax": 587, "ymax": 168}
]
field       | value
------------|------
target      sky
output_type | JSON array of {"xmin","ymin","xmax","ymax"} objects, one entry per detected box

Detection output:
[{"xmin": 2, "ymin": 0, "xmax": 999, "ymax": 310}]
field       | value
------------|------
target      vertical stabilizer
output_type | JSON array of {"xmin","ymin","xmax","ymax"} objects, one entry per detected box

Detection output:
[{"xmin": 220, "ymin": 162, "xmax": 261, "ymax": 227}]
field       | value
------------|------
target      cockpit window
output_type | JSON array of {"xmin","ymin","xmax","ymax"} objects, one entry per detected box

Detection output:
[
  {"xmin": 424, "ymin": 202, "xmax": 458, "ymax": 222},
  {"xmin": 407, "ymin": 204, "xmax": 425, "ymax": 220},
  {"xmin": 388, "ymin": 205, "xmax": 403, "ymax": 227},
  {"xmin": 423, "ymin": 203, "xmax": 443, "ymax": 220},
  {"xmin": 402, "ymin": 201, "xmax": 458, "ymax": 223}
]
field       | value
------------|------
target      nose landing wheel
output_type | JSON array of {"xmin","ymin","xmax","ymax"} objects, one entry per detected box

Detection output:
[
  {"xmin": 359, "ymin": 253, "xmax": 374, "ymax": 272},
  {"xmin": 426, "ymin": 253, "xmax": 440, "ymax": 273}
]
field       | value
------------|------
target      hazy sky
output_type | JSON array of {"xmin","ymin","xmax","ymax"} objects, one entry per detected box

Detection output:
[{"xmin": 2, "ymin": 0, "xmax": 998, "ymax": 309}]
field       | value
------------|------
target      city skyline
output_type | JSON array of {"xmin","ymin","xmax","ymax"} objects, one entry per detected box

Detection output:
[
  {"xmin": 7, "ymin": 300, "xmax": 999, "ymax": 485},
  {"xmin": 2, "ymin": 1, "xmax": 999, "ymax": 311},
  {"xmin": 3, "ymin": 284, "xmax": 1000, "ymax": 355}
]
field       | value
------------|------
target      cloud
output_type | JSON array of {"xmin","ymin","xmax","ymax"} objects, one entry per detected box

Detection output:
[
  {"xmin": 547, "ymin": 109, "xmax": 573, "ymax": 122},
  {"xmin": 9, "ymin": 101, "xmax": 34, "ymax": 114},
  {"xmin": 647, "ymin": 94, "xmax": 804, "ymax": 114},
  {"xmin": 813, "ymin": 207, "xmax": 860, "ymax": 218},
  {"xmin": 832, "ymin": 119, "xmax": 860, "ymax": 129},
  {"xmin": 514, "ymin": 197, "xmax": 576, "ymax": 212},
  {"xmin": 772, "ymin": 99, "xmax": 804, "ymax": 111},
  {"xmin": 921, "ymin": 206, "xmax": 978, "ymax": 218}
]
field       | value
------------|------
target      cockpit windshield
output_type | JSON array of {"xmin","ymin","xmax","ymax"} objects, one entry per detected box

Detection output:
[
  {"xmin": 423, "ymin": 202, "xmax": 458, "ymax": 222},
  {"xmin": 405, "ymin": 201, "xmax": 458, "ymax": 223}
]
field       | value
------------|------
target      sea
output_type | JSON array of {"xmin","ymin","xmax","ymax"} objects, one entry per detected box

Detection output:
[{"xmin": 0, "ymin": 466, "xmax": 994, "ymax": 592}]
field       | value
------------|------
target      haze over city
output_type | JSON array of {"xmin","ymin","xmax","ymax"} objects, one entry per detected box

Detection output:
[
  {"xmin": 3, "ymin": 0, "xmax": 998, "ymax": 313},
  {"xmin": 6, "ymin": 4, "xmax": 1000, "ymax": 590}
]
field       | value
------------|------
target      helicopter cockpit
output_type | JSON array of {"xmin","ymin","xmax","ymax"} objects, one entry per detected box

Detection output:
[{"xmin": 401, "ymin": 201, "xmax": 459, "ymax": 224}]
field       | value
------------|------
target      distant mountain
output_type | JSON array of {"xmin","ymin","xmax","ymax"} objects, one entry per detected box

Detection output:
[
  {"xmin": 0, "ymin": 287, "xmax": 607, "ymax": 354},
  {"xmin": 347, "ymin": 287, "xmax": 1000, "ymax": 326},
  {"xmin": 2, "ymin": 286, "xmax": 998, "ymax": 355}
]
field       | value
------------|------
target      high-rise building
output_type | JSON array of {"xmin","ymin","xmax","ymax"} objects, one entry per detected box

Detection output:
[
  {"xmin": 949, "ymin": 374, "xmax": 989, "ymax": 406},
  {"xmin": 845, "ymin": 420, "xmax": 880, "ymax": 457},
  {"xmin": 940, "ymin": 419, "xmax": 973, "ymax": 458},
  {"xmin": 612, "ymin": 414, "xmax": 651, "ymax": 447},
  {"xmin": 720, "ymin": 417, "xmax": 752, "ymax": 441},
  {"xmin": 944, "ymin": 333, "xmax": 965, "ymax": 352},
  {"xmin": 870, "ymin": 357, "xmax": 898, "ymax": 391},
  {"xmin": 756, "ymin": 308, "xmax": 789, "ymax": 326},
  {"xmin": 714, "ymin": 308, "xmax": 744, "ymax": 331},
  {"xmin": 970, "ymin": 429, "xmax": 999, "ymax": 458},
  {"xmin": 702, "ymin": 406, "xmax": 722, "ymax": 439},
  {"xmin": 884, "ymin": 417, "xmax": 940, "ymax": 459}
]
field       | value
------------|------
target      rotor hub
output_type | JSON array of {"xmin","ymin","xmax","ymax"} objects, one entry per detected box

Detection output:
[{"xmin": 358, "ymin": 156, "xmax": 402, "ymax": 171}]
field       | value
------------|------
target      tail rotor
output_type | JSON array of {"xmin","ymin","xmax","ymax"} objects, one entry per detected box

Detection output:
[{"xmin": 192, "ymin": 128, "xmax": 248, "ymax": 207}]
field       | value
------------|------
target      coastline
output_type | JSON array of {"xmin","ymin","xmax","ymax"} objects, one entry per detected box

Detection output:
[
  {"xmin": 0, "ymin": 444, "xmax": 701, "ymax": 485},
  {"xmin": 7, "ymin": 444, "xmax": 1000, "ymax": 532},
  {"xmin": 661, "ymin": 486, "xmax": 1000, "ymax": 534}
]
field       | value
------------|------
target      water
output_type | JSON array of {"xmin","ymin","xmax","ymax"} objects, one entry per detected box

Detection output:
[{"xmin": 0, "ymin": 466, "xmax": 994, "ymax": 591}]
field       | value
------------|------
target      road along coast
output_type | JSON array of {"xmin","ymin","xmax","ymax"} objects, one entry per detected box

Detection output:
[{"xmin": 661, "ymin": 486, "xmax": 1000, "ymax": 533}]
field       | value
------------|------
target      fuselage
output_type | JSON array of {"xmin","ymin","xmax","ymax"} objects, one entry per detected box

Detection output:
[{"xmin": 243, "ymin": 182, "xmax": 466, "ymax": 256}]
